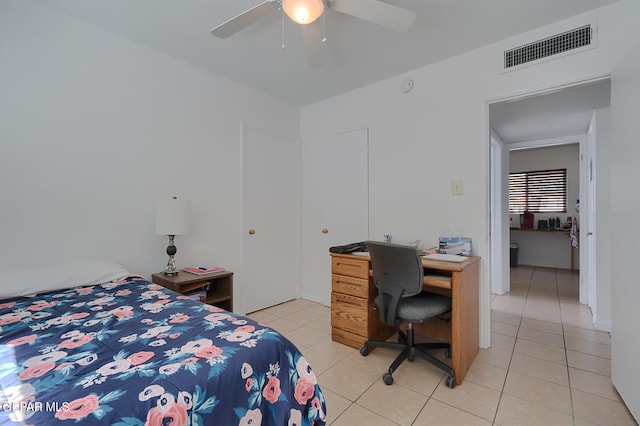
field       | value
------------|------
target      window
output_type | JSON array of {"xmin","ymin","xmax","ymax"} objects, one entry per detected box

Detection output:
[{"xmin": 509, "ymin": 168, "xmax": 567, "ymax": 213}]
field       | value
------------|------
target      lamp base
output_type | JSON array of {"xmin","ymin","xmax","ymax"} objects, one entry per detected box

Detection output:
[{"xmin": 163, "ymin": 236, "xmax": 179, "ymax": 275}]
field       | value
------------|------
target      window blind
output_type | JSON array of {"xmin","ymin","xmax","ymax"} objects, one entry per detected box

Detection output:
[{"xmin": 509, "ymin": 169, "xmax": 567, "ymax": 213}]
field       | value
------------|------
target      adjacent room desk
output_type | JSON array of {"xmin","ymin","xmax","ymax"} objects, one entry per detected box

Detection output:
[
  {"xmin": 330, "ymin": 253, "xmax": 480, "ymax": 385},
  {"xmin": 510, "ymin": 228, "xmax": 577, "ymax": 271}
]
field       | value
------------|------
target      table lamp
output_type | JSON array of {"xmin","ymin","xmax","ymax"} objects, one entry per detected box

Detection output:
[{"xmin": 155, "ymin": 196, "xmax": 191, "ymax": 275}]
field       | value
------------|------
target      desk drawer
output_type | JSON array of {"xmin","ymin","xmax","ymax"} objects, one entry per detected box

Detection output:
[
  {"xmin": 331, "ymin": 327, "xmax": 367, "ymax": 349},
  {"xmin": 332, "ymin": 274, "xmax": 369, "ymax": 298},
  {"xmin": 332, "ymin": 256, "xmax": 369, "ymax": 279},
  {"xmin": 331, "ymin": 292, "xmax": 368, "ymax": 337}
]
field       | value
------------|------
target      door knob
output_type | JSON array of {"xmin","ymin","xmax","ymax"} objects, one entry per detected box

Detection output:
[
  {"xmin": 322, "ymin": 228, "xmax": 328, "ymax": 234},
  {"xmin": 587, "ymin": 232, "xmax": 593, "ymax": 236},
  {"xmin": 248, "ymin": 229, "xmax": 256, "ymax": 235}
]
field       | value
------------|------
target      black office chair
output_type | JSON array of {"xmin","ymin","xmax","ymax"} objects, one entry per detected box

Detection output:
[{"xmin": 360, "ymin": 241, "xmax": 456, "ymax": 388}]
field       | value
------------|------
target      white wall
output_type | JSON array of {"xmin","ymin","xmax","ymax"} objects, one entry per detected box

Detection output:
[
  {"xmin": 610, "ymin": 37, "xmax": 640, "ymax": 421},
  {"xmin": 509, "ymin": 144, "xmax": 580, "ymax": 269},
  {"xmin": 0, "ymin": 0, "xmax": 300, "ymax": 314},
  {"xmin": 299, "ymin": 0, "xmax": 640, "ymax": 352}
]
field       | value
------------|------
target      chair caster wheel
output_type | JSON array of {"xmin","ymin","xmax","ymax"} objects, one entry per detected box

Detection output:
[
  {"xmin": 444, "ymin": 348, "xmax": 451, "ymax": 359},
  {"xmin": 445, "ymin": 375, "xmax": 456, "ymax": 388},
  {"xmin": 383, "ymin": 373, "xmax": 394, "ymax": 385},
  {"xmin": 360, "ymin": 346, "xmax": 369, "ymax": 357}
]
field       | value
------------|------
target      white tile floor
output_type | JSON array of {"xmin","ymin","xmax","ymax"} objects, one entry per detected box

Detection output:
[{"xmin": 246, "ymin": 265, "xmax": 637, "ymax": 425}]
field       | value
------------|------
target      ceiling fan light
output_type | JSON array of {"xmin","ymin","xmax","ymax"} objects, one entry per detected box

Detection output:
[{"xmin": 282, "ymin": 0, "xmax": 324, "ymax": 25}]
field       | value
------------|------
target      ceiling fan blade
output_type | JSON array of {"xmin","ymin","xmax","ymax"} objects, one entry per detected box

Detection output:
[
  {"xmin": 329, "ymin": 0, "xmax": 416, "ymax": 32},
  {"xmin": 300, "ymin": 20, "xmax": 326, "ymax": 68},
  {"xmin": 210, "ymin": 0, "xmax": 280, "ymax": 38}
]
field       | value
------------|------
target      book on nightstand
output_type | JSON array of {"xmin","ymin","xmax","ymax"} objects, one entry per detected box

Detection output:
[
  {"xmin": 183, "ymin": 265, "xmax": 225, "ymax": 275},
  {"xmin": 184, "ymin": 290, "xmax": 207, "ymax": 302}
]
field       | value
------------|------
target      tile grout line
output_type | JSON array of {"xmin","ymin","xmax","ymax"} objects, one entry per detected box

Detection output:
[
  {"xmin": 557, "ymin": 268, "xmax": 578, "ymax": 424},
  {"xmin": 493, "ymin": 265, "xmax": 532, "ymax": 425}
]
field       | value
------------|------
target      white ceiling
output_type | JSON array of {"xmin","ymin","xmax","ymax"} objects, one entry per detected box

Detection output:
[
  {"xmin": 490, "ymin": 79, "xmax": 611, "ymax": 143},
  {"xmin": 35, "ymin": 0, "xmax": 617, "ymax": 106}
]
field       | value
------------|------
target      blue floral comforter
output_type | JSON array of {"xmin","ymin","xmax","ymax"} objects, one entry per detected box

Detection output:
[{"xmin": 0, "ymin": 276, "xmax": 326, "ymax": 425}]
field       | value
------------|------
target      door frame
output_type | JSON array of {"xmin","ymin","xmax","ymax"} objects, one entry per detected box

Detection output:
[
  {"xmin": 485, "ymin": 74, "xmax": 609, "ymax": 328},
  {"xmin": 490, "ymin": 130, "xmax": 509, "ymax": 295}
]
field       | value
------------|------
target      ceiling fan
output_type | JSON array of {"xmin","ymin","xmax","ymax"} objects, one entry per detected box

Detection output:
[{"xmin": 210, "ymin": 0, "xmax": 417, "ymax": 67}]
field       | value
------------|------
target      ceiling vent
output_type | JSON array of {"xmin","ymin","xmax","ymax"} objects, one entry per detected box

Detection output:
[{"xmin": 504, "ymin": 24, "xmax": 595, "ymax": 70}]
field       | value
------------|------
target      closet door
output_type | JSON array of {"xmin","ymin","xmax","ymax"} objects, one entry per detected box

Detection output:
[
  {"xmin": 321, "ymin": 129, "xmax": 369, "ymax": 248},
  {"xmin": 244, "ymin": 127, "xmax": 299, "ymax": 313},
  {"xmin": 302, "ymin": 128, "xmax": 369, "ymax": 305}
]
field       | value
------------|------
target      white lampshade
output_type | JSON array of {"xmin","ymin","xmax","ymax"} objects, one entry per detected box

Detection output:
[
  {"xmin": 282, "ymin": 0, "xmax": 324, "ymax": 24},
  {"xmin": 155, "ymin": 197, "xmax": 191, "ymax": 235}
]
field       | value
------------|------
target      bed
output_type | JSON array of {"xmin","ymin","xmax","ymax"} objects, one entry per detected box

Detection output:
[{"xmin": 0, "ymin": 262, "xmax": 326, "ymax": 425}]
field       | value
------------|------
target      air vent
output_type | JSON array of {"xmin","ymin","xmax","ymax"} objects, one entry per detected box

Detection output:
[{"xmin": 504, "ymin": 24, "xmax": 593, "ymax": 70}]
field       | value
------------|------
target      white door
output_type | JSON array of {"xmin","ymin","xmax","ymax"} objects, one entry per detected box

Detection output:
[
  {"xmin": 584, "ymin": 114, "xmax": 597, "ymax": 312},
  {"xmin": 321, "ymin": 129, "xmax": 369, "ymax": 247},
  {"xmin": 244, "ymin": 127, "xmax": 299, "ymax": 313},
  {"xmin": 490, "ymin": 131, "xmax": 509, "ymax": 295},
  {"xmin": 302, "ymin": 128, "xmax": 369, "ymax": 305}
]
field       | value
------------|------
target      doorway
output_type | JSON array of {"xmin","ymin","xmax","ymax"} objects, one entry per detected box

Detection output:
[{"xmin": 488, "ymin": 78, "xmax": 611, "ymax": 328}]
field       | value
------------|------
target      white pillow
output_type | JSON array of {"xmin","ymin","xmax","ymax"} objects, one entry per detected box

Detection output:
[{"xmin": 0, "ymin": 260, "xmax": 131, "ymax": 299}]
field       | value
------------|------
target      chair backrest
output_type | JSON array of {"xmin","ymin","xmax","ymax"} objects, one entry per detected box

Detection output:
[{"xmin": 365, "ymin": 241, "xmax": 424, "ymax": 325}]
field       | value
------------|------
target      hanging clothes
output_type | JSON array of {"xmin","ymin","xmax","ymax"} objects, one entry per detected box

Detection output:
[{"xmin": 570, "ymin": 216, "xmax": 578, "ymax": 248}]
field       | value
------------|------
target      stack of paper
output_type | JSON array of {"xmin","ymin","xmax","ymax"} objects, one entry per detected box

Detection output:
[{"xmin": 183, "ymin": 265, "xmax": 225, "ymax": 275}]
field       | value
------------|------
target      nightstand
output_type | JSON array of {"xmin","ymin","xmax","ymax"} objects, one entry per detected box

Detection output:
[{"xmin": 151, "ymin": 270, "xmax": 233, "ymax": 311}]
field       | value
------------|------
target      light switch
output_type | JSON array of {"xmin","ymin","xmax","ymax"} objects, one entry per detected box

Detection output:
[{"xmin": 452, "ymin": 179, "xmax": 463, "ymax": 195}]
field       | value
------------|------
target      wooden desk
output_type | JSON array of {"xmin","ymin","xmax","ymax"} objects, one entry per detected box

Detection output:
[{"xmin": 330, "ymin": 253, "xmax": 480, "ymax": 385}]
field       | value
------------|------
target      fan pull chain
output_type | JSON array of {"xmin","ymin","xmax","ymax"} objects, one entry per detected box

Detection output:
[
  {"xmin": 281, "ymin": 7, "xmax": 286, "ymax": 49},
  {"xmin": 322, "ymin": 9, "xmax": 327, "ymax": 43}
]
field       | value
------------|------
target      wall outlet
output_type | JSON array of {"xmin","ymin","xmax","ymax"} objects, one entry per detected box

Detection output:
[{"xmin": 452, "ymin": 179, "xmax": 463, "ymax": 195}]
